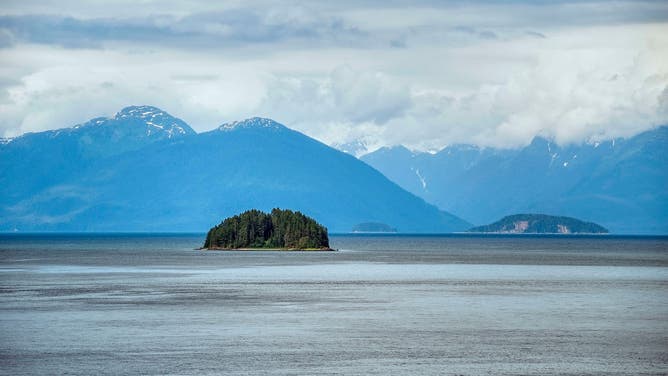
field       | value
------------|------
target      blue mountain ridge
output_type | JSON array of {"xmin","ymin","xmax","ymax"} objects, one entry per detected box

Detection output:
[
  {"xmin": 0, "ymin": 105, "xmax": 195, "ymax": 204},
  {"xmin": 0, "ymin": 106, "xmax": 470, "ymax": 233},
  {"xmin": 361, "ymin": 127, "xmax": 668, "ymax": 234}
]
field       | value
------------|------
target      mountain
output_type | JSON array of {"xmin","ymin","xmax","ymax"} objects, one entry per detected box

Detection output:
[
  {"xmin": 361, "ymin": 127, "xmax": 668, "ymax": 234},
  {"xmin": 331, "ymin": 140, "xmax": 370, "ymax": 157},
  {"xmin": 468, "ymin": 214, "xmax": 608, "ymax": 234},
  {"xmin": 0, "ymin": 107, "xmax": 470, "ymax": 233},
  {"xmin": 0, "ymin": 105, "xmax": 195, "ymax": 206}
]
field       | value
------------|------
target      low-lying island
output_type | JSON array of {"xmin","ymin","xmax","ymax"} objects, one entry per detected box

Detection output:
[{"xmin": 202, "ymin": 208, "xmax": 335, "ymax": 251}]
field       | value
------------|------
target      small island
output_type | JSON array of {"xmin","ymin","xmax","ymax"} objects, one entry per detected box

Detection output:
[
  {"xmin": 203, "ymin": 208, "xmax": 333, "ymax": 251},
  {"xmin": 352, "ymin": 222, "xmax": 397, "ymax": 233},
  {"xmin": 468, "ymin": 214, "xmax": 609, "ymax": 234}
]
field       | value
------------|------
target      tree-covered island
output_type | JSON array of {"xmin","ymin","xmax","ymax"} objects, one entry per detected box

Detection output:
[
  {"xmin": 468, "ymin": 214, "xmax": 609, "ymax": 234},
  {"xmin": 203, "ymin": 208, "xmax": 333, "ymax": 250}
]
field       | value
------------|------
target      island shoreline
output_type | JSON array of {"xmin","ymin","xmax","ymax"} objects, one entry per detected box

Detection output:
[{"xmin": 199, "ymin": 247, "xmax": 336, "ymax": 252}]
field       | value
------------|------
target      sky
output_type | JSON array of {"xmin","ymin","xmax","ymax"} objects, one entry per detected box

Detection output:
[{"xmin": 1, "ymin": 0, "xmax": 667, "ymax": 153}]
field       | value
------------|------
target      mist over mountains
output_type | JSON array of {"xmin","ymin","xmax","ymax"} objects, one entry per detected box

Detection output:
[
  {"xmin": 0, "ymin": 106, "xmax": 468, "ymax": 233},
  {"xmin": 361, "ymin": 127, "xmax": 668, "ymax": 234}
]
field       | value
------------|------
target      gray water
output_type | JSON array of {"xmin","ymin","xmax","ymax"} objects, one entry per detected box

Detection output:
[{"xmin": 1, "ymin": 234, "xmax": 667, "ymax": 375}]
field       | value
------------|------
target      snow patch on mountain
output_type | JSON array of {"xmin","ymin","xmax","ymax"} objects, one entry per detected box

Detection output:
[
  {"xmin": 114, "ymin": 105, "xmax": 193, "ymax": 138},
  {"xmin": 413, "ymin": 168, "xmax": 428, "ymax": 190},
  {"xmin": 218, "ymin": 117, "xmax": 286, "ymax": 132},
  {"xmin": 20, "ymin": 105, "xmax": 197, "ymax": 141}
]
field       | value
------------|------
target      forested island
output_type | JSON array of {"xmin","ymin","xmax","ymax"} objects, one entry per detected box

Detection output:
[
  {"xmin": 203, "ymin": 208, "xmax": 332, "ymax": 250},
  {"xmin": 468, "ymin": 214, "xmax": 609, "ymax": 234}
]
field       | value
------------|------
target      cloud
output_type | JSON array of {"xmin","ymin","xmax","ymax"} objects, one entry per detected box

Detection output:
[
  {"xmin": 262, "ymin": 66, "xmax": 411, "ymax": 125},
  {"xmin": 525, "ymin": 31, "xmax": 547, "ymax": 39},
  {"xmin": 659, "ymin": 85, "xmax": 668, "ymax": 117},
  {"xmin": 454, "ymin": 26, "xmax": 497, "ymax": 40},
  {"xmin": 0, "ymin": 8, "xmax": 365, "ymax": 50},
  {"xmin": 0, "ymin": 1, "xmax": 667, "ymax": 153},
  {"xmin": 372, "ymin": 31, "xmax": 668, "ymax": 150},
  {"xmin": 0, "ymin": 46, "xmax": 268, "ymax": 137},
  {"xmin": 0, "ymin": 15, "xmax": 163, "ymax": 49}
]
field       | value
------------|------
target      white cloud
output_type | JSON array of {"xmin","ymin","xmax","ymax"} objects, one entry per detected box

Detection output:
[
  {"xmin": 260, "ymin": 65, "xmax": 410, "ymax": 126},
  {"xmin": 0, "ymin": 46, "xmax": 267, "ymax": 136},
  {"xmin": 0, "ymin": 2, "xmax": 667, "ymax": 152},
  {"xmin": 360, "ymin": 24, "xmax": 668, "ymax": 151}
]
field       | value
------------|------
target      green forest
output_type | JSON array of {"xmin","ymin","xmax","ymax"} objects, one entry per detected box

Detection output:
[{"xmin": 203, "ymin": 208, "xmax": 330, "ymax": 249}]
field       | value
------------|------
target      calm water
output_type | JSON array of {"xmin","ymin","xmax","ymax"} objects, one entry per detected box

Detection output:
[{"xmin": 1, "ymin": 234, "xmax": 667, "ymax": 375}]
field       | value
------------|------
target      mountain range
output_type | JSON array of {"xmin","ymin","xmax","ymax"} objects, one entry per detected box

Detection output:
[
  {"xmin": 0, "ymin": 106, "xmax": 469, "ymax": 233},
  {"xmin": 361, "ymin": 127, "xmax": 668, "ymax": 234}
]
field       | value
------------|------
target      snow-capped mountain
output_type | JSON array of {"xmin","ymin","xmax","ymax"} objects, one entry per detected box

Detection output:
[
  {"xmin": 0, "ymin": 106, "xmax": 469, "ymax": 233},
  {"xmin": 0, "ymin": 106, "xmax": 196, "ymax": 206},
  {"xmin": 362, "ymin": 127, "xmax": 668, "ymax": 234},
  {"xmin": 331, "ymin": 140, "xmax": 370, "ymax": 157},
  {"xmin": 217, "ymin": 117, "xmax": 286, "ymax": 132},
  {"xmin": 7, "ymin": 105, "xmax": 195, "ymax": 157},
  {"xmin": 112, "ymin": 105, "xmax": 194, "ymax": 138}
]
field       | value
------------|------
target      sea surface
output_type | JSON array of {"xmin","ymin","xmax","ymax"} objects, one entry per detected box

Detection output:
[{"xmin": 0, "ymin": 233, "xmax": 667, "ymax": 375}]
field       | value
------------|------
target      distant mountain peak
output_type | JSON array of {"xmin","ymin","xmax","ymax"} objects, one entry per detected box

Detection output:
[
  {"xmin": 112, "ymin": 105, "xmax": 195, "ymax": 138},
  {"xmin": 441, "ymin": 144, "xmax": 481, "ymax": 154},
  {"xmin": 373, "ymin": 145, "xmax": 415, "ymax": 156},
  {"xmin": 217, "ymin": 117, "xmax": 286, "ymax": 132},
  {"xmin": 388, "ymin": 145, "xmax": 413, "ymax": 152},
  {"xmin": 115, "ymin": 105, "xmax": 166, "ymax": 118},
  {"xmin": 331, "ymin": 140, "xmax": 370, "ymax": 157}
]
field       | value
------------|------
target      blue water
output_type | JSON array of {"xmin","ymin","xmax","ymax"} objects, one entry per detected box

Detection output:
[{"xmin": 1, "ymin": 234, "xmax": 667, "ymax": 375}]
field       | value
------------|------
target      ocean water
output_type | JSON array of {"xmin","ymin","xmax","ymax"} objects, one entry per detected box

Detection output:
[{"xmin": 0, "ymin": 234, "xmax": 667, "ymax": 375}]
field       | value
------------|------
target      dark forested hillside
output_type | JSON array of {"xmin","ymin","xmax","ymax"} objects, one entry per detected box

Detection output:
[{"xmin": 204, "ymin": 208, "xmax": 330, "ymax": 249}]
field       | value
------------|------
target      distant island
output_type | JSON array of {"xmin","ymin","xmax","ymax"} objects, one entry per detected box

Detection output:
[
  {"xmin": 468, "ymin": 214, "xmax": 609, "ymax": 234},
  {"xmin": 352, "ymin": 222, "xmax": 397, "ymax": 233},
  {"xmin": 203, "ymin": 208, "xmax": 333, "ymax": 251}
]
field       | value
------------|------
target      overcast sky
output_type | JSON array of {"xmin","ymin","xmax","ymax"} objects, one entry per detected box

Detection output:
[{"xmin": 1, "ymin": 0, "xmax": 667, "ymax": 152}]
